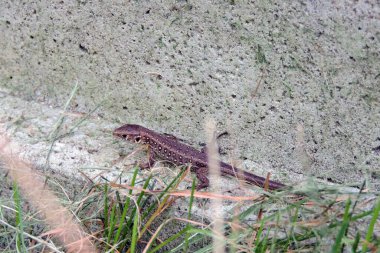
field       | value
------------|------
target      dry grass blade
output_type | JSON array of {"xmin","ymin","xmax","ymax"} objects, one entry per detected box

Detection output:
[
  {"xmin": 110, "ymin": 182, "xmax": 262, "ymax": 201},
  {"xmin": 205, "ymin": 119, "xmax": 225, "ymax": 253},
  {"xmin": 0, "ymin": 132, "xmax": 98, "ymax": 253}
]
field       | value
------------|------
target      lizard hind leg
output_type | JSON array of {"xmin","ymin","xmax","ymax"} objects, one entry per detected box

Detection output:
[{"xmin": 194, "ymin": 167, "xmax": 210, "ymax": 190}]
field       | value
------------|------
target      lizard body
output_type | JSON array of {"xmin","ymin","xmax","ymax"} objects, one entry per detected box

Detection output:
[{"xmin": 113, "ymin": 124, "xmax": 286, "ymax": 190}]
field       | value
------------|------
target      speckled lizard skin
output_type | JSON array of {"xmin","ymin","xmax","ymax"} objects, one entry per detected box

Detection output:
[{"xmin": 113, "ymin": 124, "xmax": 286, "ymax": 190}]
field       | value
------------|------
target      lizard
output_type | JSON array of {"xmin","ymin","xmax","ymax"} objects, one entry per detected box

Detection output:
[{"xmin": 113, "ymin": 124, "xmax": 286, "ymax": 190}]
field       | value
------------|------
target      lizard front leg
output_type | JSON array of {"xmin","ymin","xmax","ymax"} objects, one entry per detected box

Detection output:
[
  {"xmin": 193, "ymin": 167, "xmax": 210, "ymax": 190},
  {"xmin": 139, "ymin": 146, "xmax": 156, "ymax": 170}
]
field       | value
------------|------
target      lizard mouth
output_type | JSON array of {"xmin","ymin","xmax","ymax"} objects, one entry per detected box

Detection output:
[{"xmin": 113, "ymin": 132, "xmax": 132, "ymax": 141}]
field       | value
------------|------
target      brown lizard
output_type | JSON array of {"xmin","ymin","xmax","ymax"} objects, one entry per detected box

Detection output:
[{"xmin": 113, "ymin": 124, "xmax": 286, "ymax": 190}]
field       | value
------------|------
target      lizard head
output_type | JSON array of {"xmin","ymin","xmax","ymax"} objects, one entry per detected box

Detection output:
[{"xmin": 113, "ymin": 124, "xmax": 143, "ymax": 143}]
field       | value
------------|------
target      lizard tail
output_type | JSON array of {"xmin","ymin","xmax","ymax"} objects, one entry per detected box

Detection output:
[{"xmin": 219, "ymin": 163, "xmax": 286, "ymax": 190}]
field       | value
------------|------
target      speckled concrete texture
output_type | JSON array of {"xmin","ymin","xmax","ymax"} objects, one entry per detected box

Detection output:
[{"xmin": 1, "ymin": 1, "xmax": 379, "ymax": 188}]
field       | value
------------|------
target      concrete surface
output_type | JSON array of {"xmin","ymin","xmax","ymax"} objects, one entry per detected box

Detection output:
[{"xmin": 1, "ymin": 0, "xmax": 379, "ymax": 190}]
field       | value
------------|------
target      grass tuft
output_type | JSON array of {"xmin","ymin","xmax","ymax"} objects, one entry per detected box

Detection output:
[
  {"xmin": 1, "ymin": 163, "xmax": 379, "ymax": 252},
  {"xmin": 12, "ymin": 182, "xmax": 26, "ymax": 252}
]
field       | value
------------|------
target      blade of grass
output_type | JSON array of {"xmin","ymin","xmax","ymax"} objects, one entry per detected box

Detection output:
[
  {"xmin": 115, "ymin": 191, "xmax": 123, "ymax": 211},
  {"xmin": 138, "ymin": 193, "xmax": 174, "ymax": 245},
  {"xmin": 351, "ymin": 210, "xmax": 373, "ymax": 221},
  {"xmin": 270, "ymin": 212, "xmax": 280, "ymax": 253},
  {"xmin": 184, "ymin": 178, "xmax": 196, "ymax": 253},
  {"xmin": 126, "ymin": 168, "xmax": 187, "ymax": 253},
  {"xmin": 61, "ymin": 101, "xmax": 103, "ymax": 139},
  {"xmin": 228, "ymin": 203, "xmax": 241, "ymax": 253},
  {"xmin": 184, "ymin": 228, "xmax": 215, "ymax": 238},
  {"xmin": 103, "ymin": 184, "xmax": 109, "ymax": 238},
  {"xmin": 0, "ymin": 204, "xmax": 11, "ymax": 249},
  {"xmin": 273, "ymin": 206, "xmax": 374, "ymax": 248},
  {"xmin": 257, "ymin": 228, "xmax": 270, "ymax": 253},
  {"xmin": 0, "ymin": 219, "xmax": 61, "ymax": 252},
  {"xmin": 290, "ymin": 206, "xmax": 300, "ymax": 249},
  {"xmin": 136, "ymin": 175, "xmax": 153, "ymax": 205},
  {"xmin": 169, "ymin": 232, "xmax": 210, "ymax": 253},
  {"xmin": 12, "ymin": 181, "xmax": 26, "ymax": 252},
  {"xmin": 149, "ymin": 226, "xmax": 191, "ymax": 253},
  {"xmin": 113, "ymin": 168, "xmax": 139, "ymax": 245},
  {"xmin": 361, "ymin": 196, "xmax": 380, "ymax": 253},
  {"xmin": 47, "ymin": 81, "xmax": 78, "ymax": 140},
  {"xmin": 106, "ymin": 202, "xmax": 117, "ymax": 247},
  {"xmin": 141, "ymin": 167, "xmax": 186, "ymax": 221},
  {"xmin": 352, "ymin": 232, "xmax": 360, "ymax": 253},
  {"xmin": 330, "ymin": 198, "xmax": 351, "ymax": 253},
  {"xmin": 120, "ymin": 174, "xmax": 152, "ymax": 250},
  {"xmin": 130, "ymin": 212, "xmax": 139, "ymax": 253},
  {"xmin": 254, "ymin": 220, "xmax": 265, "ymax": 248},
  {"xmin": 350, "ymin": 181, "xmax": 366, "ymax": 215},
  {"xmin": 46, "ymin": 81, "xmax": 78, "ymax": 168}
]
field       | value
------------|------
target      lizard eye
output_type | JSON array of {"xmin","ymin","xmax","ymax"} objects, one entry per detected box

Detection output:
[{"xmin": 134, "ymin": 136, "xmax": 141, "ymax": 143}]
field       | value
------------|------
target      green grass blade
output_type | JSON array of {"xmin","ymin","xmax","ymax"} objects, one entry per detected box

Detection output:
[
  {"xmin": 136, "ymin": 174, "xmax": 152, "ymax": 206},
  {"xmin": 121, "ymin": 169, "xmax": 184, "ymax": 251},
  {"xmin": 270, "ymin": 212, "xmax": 280, "ymax": 253},
  {"xmin": 184, "ymin": 178, "xmax": 196, "ymax": 253},
  {"xmin": 12, "ymin": 182, "xmax": 26, "ymax": 252},
  {"xmin": 186, "ymin": 228, "xmax": 214, "ymax": 237},
  {"xmin": 361, "ymin": 197, "xmax": 380, "ymax": 253},
  {"xmin": 141, "ymin": 168, "xmax": 185, "ymax": 221},
  {"xmin": 352, "ymin": 210, "xmax": 373, "ymax": 221},
  {"xmin": 254, "ymin": 220, "xmax": 265, "ymax": 248},
  {"xmin": 106, "ymin": 203, "xmax": 117, "ymax": 246},
  {"xmin": 113, "ymin": 168, "xmax": 139, "ymax": 244},
  {"xmin": 103, "ymin": 184, "xmax": 109, "ymax": 240},
  {"xmin": 330, "ymin": 198, "xmax": 351, "ymax": 253},
  {"xmin": 352, "ymin": 232, "xmax": 360, "ymax": 253},
  {"xmin": 168, "ymin": 232, "xmax": 214, "ymax": 253},
  {"xmin": 169, "ymin": 232, "xmax": 211, "ymax": 253},
  {"xmin": 289, "ymin": 206, "xmax": 299, "ymax": 249},
  {"xmin": 187, "ymin": 178, "xmax": 196, "ymax": 220},
  {"xmin": 149, "ymin": 226, "xmax": 190, "ymax": 253},
  {"xmin": 259, "ymin": 228, "xmax": 270, "ymax": 253},
  {"xmin": 130, "ymin": 212, "xmax": 139, "ymax": 253},
  {"xmin": 120, "ymin": 174, "xmax": 152, "ymax": 250}
]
